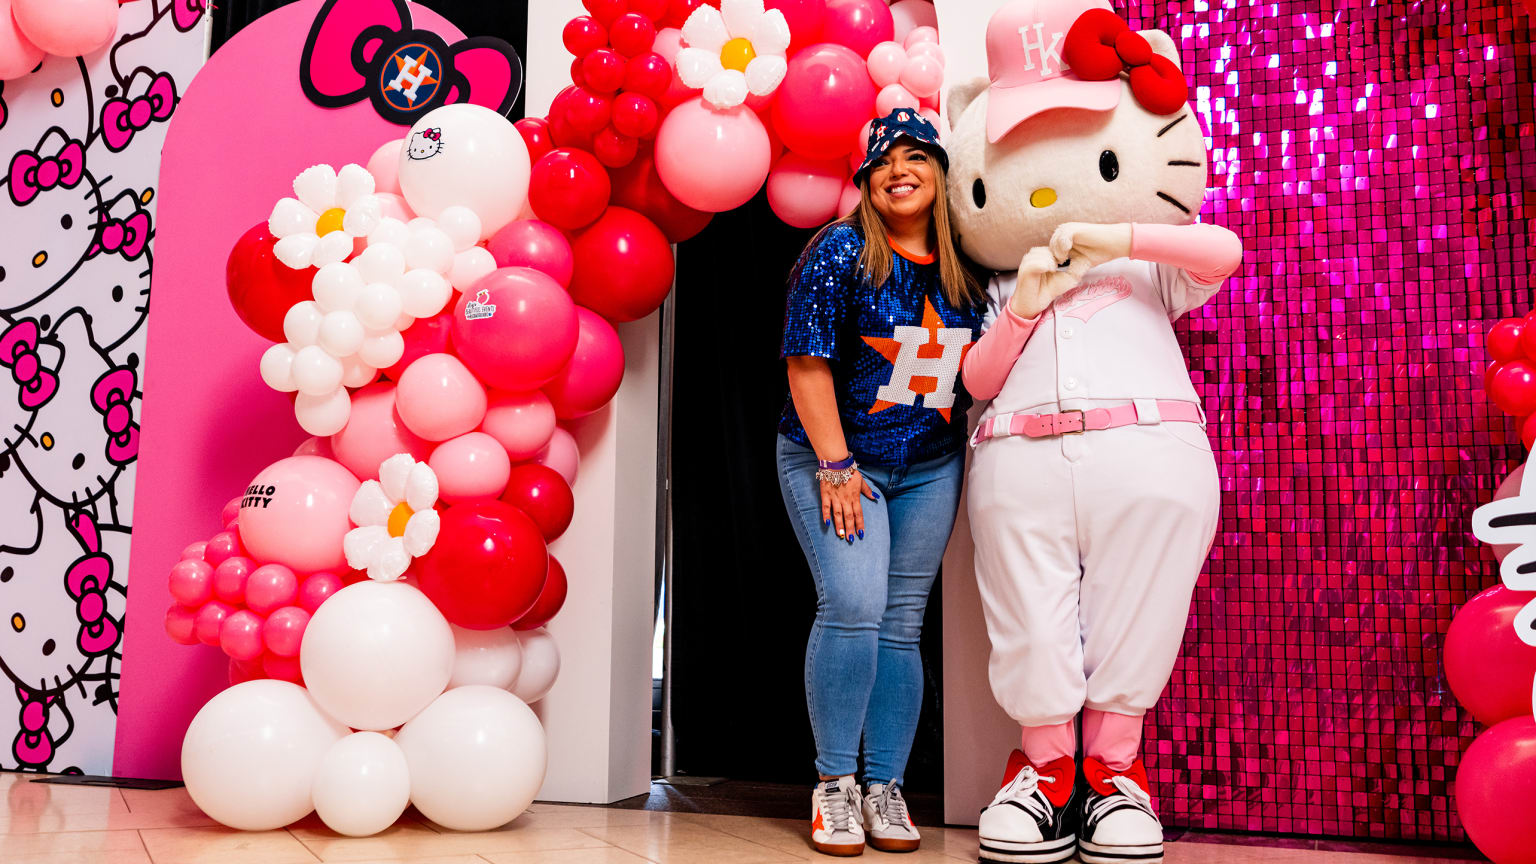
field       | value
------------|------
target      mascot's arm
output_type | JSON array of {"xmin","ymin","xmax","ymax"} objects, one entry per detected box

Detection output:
[
  {"xmin": 961, "ymin": 304, "xmax": 1040, "ymax": 401},
  {"xmin": 1131, "ymin": 223, "xmax": 1244, "ymax": 318}
]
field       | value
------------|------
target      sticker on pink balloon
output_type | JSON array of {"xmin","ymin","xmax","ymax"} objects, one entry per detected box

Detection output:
[
  {"xmin": 452, "ymin": 267, "xmax": 578, "ymax": 391},
  {"xmin": 429, "ymin": 431, "xmax": 513, "ymax": 505},
  {"xmin": 543, "ymin": 308, "xmax": 625, "ymax": 419},
  {"xmin": 395, "ymin": 354, "xmax": 489, "ymax": 442},
  {"xmin": 481, "ymin": 390, "xmax": 557, "ymax": 461},
  {"xmin": 487, "ymin": 220, "xmax": 574, "ymax": 287},
  {"xmin": 238, "ymin": 455, "xmax": 361, "ymax": 574},
  {"xmin": 331, "ymin": 381, "xmax": 436, "ymax": 478}
]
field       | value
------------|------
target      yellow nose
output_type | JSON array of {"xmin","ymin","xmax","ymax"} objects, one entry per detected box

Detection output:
[{"xmin": 1030, "ymin": 188, "xmax": 1057, "ymax": 208}]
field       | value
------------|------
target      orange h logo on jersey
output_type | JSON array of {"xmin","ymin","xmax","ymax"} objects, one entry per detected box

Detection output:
[{"xmin": 863, "ymin": 297, "xmax": 973, "ymax": 421}]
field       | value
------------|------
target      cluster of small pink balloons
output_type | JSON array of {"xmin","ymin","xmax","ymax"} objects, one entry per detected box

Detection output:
[{"xmin": 0, "ymin": 0, "xmax": 122, "ymax": 79}]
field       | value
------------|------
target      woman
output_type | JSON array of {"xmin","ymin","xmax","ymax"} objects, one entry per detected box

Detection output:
[{"xmin": 777, "ymin": 110, "xmax": 986, "ymax": 857}]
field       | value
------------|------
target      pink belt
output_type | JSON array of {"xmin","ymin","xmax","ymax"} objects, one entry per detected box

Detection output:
[{"xmin": 970, "ymin": 399, "xmax": 1205, "ymax": 446}]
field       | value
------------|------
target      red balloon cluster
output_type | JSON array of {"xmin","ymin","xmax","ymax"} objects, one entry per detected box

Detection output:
[
  {"xmin": 1486, "ymin": 313, "xmax": 1536, "ymax": 447},
  {"xmin": 554, "ymin": 0, "xmax": 672, "ymax": 169}
]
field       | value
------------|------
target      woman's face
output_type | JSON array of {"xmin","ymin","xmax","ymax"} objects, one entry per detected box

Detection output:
[{"xmin": 867, "ymin": 143, "xmax": 938, "ymax": 225}]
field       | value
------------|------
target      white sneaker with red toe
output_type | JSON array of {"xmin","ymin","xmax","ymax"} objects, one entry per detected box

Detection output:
[{"xmin": 811, "ymin": 775, "xmax": 865, "ymax": 857}]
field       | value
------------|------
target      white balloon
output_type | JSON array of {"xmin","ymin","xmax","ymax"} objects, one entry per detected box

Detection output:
[
  {"xmin": 356, "ymin": 282, "xmax": 404, "ymax": 331},
  {"xmin": 510, "ymin": 628, "xmax": 561, "ymax": 703},
  {"xmin": 260, "ymin": 344, "xmax": 298, "ymax": 392},
  {"xmin": 283, "ymin": 300, "xmax": 324, "ymax": 346},
  {"xmin": 314, "ymin": 262, "xmax": 364, "ymax": 313},
  {"xmin": 395, "ymin": 686, "xmax": 547, "ymax": 831},
  {"xmin": 355, "ymin": 242, "xmax": 407, "ymax": 283},
  {"xmin": 312, "ymin": 732, "xmax": 411, "ymax": 837},
  {"xmin": 359, "ymin": 331, "xmax": 406, "ymax": 368},
  {"xmin": 370, "ymin": 217, "xmax": 412, "ymax": 249},
  {"xmin": 292, "ymin": 345, "xmax": 345, "ymax": 395},
  {"xmin": 295, "ymin": 387, "xmax": 352, "ymax": 436},
  {"xmin": 448, "ymin": 625, "xmax": 524, "ymax": 690},
  {"xmin": 405, "ymin": 226, "xmax": 456, "ymax": 274},
  {"xmin": 436, "ymin": 206, "xmax": 483, "ymax": 252},
  {"xmin": 181, "ymin": 680, "xmax": 348, "ymax": 831},
  {"xmin": 398, "ymin": 104, "xmax": 531, "ymax": 240},
  {"xmin": 300, "ymin": 581, "xmax": 455, "ymax": 731},
  {"xmin": 448, "ymin": 247, "xmax": 497, "ymax": 292},
  {"xmin": 340, "ymin": 355, "xmax": 378, "ymax": 388},
  {"xmin": 318, "ymin": 311, "xmax": 366, "ymax": 357},
  {"xmin": 397, "ymin": 270, "xmax": 451, "ymax": 318}
]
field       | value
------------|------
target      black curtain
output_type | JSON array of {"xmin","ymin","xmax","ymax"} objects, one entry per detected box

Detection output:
[{"xmin": 669, "ymin": 193, "xmax": 946, "ymax": 792}]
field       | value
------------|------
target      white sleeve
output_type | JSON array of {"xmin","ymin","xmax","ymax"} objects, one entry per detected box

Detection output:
[
  {"xmin": 1151, "ymin": 260, "xmax": 1224, "ymax": 321},
  {"xmin": 982, "ymin": 272, "xmax": 1017, "ymax": 333}
]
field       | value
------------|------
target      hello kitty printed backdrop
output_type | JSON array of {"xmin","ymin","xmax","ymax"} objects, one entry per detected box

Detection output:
[{"xmin": 0, "ymin": 1, "xmax": 208, "ymax": 774}]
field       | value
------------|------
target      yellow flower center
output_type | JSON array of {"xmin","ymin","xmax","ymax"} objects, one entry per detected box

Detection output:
[
  {"xmin": 720, "ymin": 37, "xmax": 756, "ymax": 72},
  {"xmin": 315, "ymin": 207, "xmax": 347, "ymax": 236},
  {"xmin": 387, "ymin": 502, "xmax": 414, "ymax": 538}
]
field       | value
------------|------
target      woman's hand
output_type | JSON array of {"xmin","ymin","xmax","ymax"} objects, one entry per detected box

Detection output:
[
  {"xmin": 1008, "ymin": 246, "xmax": 1089, "ymax": 319},
  {"xmin": 821, "ymin": 471, "xmax": 878, "ymax": 543}
]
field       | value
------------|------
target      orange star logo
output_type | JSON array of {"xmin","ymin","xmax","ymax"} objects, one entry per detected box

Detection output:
[{"xmin": 861, "ymin": 297, "xmax": 973, "ymax": 422}]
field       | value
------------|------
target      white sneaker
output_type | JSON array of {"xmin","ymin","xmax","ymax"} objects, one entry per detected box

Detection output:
[
  {"xmin": 1076, "ymin": 757, "xmax": 1163, "ymax": 864},
  {"xmin": 863, "ymin": 782, "xmax": 920, "ymax": 852},
  {"xmin": 977, "ymin": 751, "xmax": 1077, "ymax": 864},
  {"xmin": 811, "ymin": 775, "xmax": 865, "ymax": 857}
]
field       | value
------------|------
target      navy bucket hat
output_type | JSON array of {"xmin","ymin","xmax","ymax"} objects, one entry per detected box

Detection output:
[{"xmin": 853, "ymin": 108, "xmax": 949, "ymax": 185}]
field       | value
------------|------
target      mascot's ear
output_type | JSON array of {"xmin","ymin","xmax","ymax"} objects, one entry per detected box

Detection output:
[
  {"xmin": 947, "ymin": 77, "xmax": 988, "ymax": 128},
  {"xmin": 1140, "ymin": 30, "xmax": 1182, "ymax": 69}
]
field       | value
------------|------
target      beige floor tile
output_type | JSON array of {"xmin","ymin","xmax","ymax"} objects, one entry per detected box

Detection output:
[
  {"xmin": 482, "ymin": 850, "xmax": 653, "ymax": 864},
  {"xmin": 8, "ymin": 849, "xmax": 151, "ymax": 864},
  {"xmin": 139, "ymin": 826, "xmax": 320, "ymax": 864},
  {"xmin": 290, "ymin": 816, "xmax": 611, "ymax": 860},
  {"xmin": 4, "ymin": 776, "xmax": 129, "ymax": 817},
  {"xmin": 298, "ymin": 858, "xmax": 487, "ymax": 864},
  {"xmin": 511, "ymin": 806, "xmax": 673, "ymax": 830},
  {"xmin": 0, "ymin": 828, "xmax": 146, "ymax": 858},
  {"xmin": 579, "ymin": 819, "xmax": 808, "ymax": 864}
]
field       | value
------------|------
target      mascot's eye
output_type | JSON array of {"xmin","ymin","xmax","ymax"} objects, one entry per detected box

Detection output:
[
  {"xmin": 1099, "ymin": 150, "xmax": 1120, "ymax": 182},
  {"xmin": 60, "ymin": 215, "xmax": 73, "ymax": 229},
  {"xmin": 972, "ymin": 178, "xmax": 987, "ymax": 209}
]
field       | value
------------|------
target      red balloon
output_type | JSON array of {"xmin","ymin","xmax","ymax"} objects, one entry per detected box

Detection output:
[
  {"xmin": 417, "ymin": 501, "xmax": 549, "ymax": 629},
  {"xmin": 487, "ymin": 220, "xmax": 575, "ymax": 287},
  {"xmin": 565, "ymin": 86, "xmax": 613, "ymax": 134},
  {"xmin": 1524, "ymin": 414, "xmax": 1536, "ymax": 451},
  {"xmin": 501, "ymin": 464, "xmax": 576, "ymax": 541},
  {"xmin": 610, "ymin": 12, "xmax": 657, "ymax": 57},
  {"xmin": 569, "ymin": 56, "xmax": 588, "ymax": 88},
  {"xmin": 820, "ymin": 0, "xmax": 894, "ymax": 57},
  {"xmin": 594, "ymin": 126, "xmax": 640, "ymax": 167},
  {"xmin": 609, "ymin": 145, "xmax": 712, "ymax": 242},
  {"xmin": 613, "ymin": 92, "xmax": 660, "ymax": 138},
  {"xmin": 513, "ymin": 556, "xmax": 568, "ymax": 631},
  {"xmin": 1493, "ymin": 360, "xmax": 1536, "ymax": 416},
  {"xmin": 584, "ymin": 0, "xmax": 628, "ymax": 26},
  {"xmin": 661, "ymin": 0, "xmax": 704, "ymax": 28},
  {"xmin": 569, "ymin": 207, "xmax": 676, "ymax": 322},
  {"xmin": 1445, "ymin": 585, "xmax": 1536, "ymax": 725},
  {"xmin": 630, "ymin": 0, "xmax": 669, "ymax": 23},
  {"xmin": 544, "ymin": 306, "xmax": 626, "ymax": 419},
  {"xmin": 623, "ymin": 52, "xmax": 673, "ymax": 102},
  {"xmin": 264, "ymin": 653, "xmax": 304, "ymax": 684},
  {"xmin": 529, "ymin": 149, "xmax": 613, "ymax": 230},
  {"xmin": 226, "ymin": 223, "xmax": 317, "ymax": 343},
  {"xmin": 583, "ymin": 48, "xmax": 627, "ymax": 93},
  {"xmin": 1488, "ymin": 360, "xmax": 1505, "ymax": 393},
  {"xmin": 548, "ymin": 109, "xmax": 596, "ymax": 150},
  {"xmin": 772, "ymin": 43, "xmax": 878, "ymax": 160},
  {"xmin": 563, "ymin": 15, "xmax": 609, "ymax": 56},
  {"xmin": 383, "ymin": 311, "xmax": 453, "ymax": 380},
  {"xmin": 1491, "ymin": 318, "xmax": 1526, "ymax": 361},
  {"xmin": 768, "ymin": 0, "xmax": 826, "ymax": 55},
  {"xmin": 1456, "ymin": 716, "xmax": 1536, "ymax": 864},
  {"xmin": 1521, "ymin": 319, "xmax": 1536, "ymax": 364}
]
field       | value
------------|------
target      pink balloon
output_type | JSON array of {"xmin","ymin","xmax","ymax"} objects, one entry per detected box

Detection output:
[
  {"xmin": 849, "ymin": 119, "xmax": 873, "ymax": 172},
  {"xmin": 164, "ymin": 604, "xmax": 198, "ymax": 646},
  {"xmin": 246, "ymin": 564, "xmax": 300, "ymax": 615},
  {"xmin": 452, "ymin": 267, "xmax": 579, "ymax": 391},
  {"xmin": 838, "ymin": 181, "xmax": 861, "ymax": 218},
  {"xmin": 481, "ymin": 390, "xmax": 558, "ymax": 461},
  {"xmin": 194, "ymin": 601, "xmax": 234, "ymax": 647},
  {"xmin": 650, "ymin": 27, "xmax": 695, "ymax": 107},
  {"xmin": 866, "ymin": 41, "xmax": 907, "ymax": 89},
  {"xmin": 1456, "ymin": 716, "xmax": 1536, "ymax": 864},
  {"xmin": 181, "ymin": 540, "xmax": 208, "ymax": 561},
  {"xmin": 219, "ymin": 497, "xmax": 241, "ymax": 526},
  {"xmin": 263, "ymin": 606, "xmax": 311, "ymax": 658},
  {"xmin": 374, "ymin": 191, "xmax": 414, "ymax": 223},
  {"xmin": 384, "ymin": 311, "xmax": 452, "ymax": 380},
  {"xmin": 0, "ymin": 0, "xmax": 42, "ymax": 80},
  {"xmin": 543, "ymin": 308, "xmax": 626, "ymax": 419},
  {"xmin": 655, "ymin": 97, "xmax": 772, "ymax": 212},
  {"xmin": 905, "ymin": 40, "xmax": 944, "ymax": 65},
  {"xmin": 889, "ymin": 0, "xmax": 937, "ymax": 43},
  {"xmin": 396, "ymin": 353, "xmax": 489, "ymax": 441},
  {"xmin": 767, "ymin": 153, "xmax": 849, "ymax": 229},
  {"xmin": 768, "ymin": 0, "xmax": 826, "ymax": 54},
  {"xmin": 219, "ymin": 610, "xmax": 266, "ymax": 662},
  {"xmin": 212, "ymin": 556, "xmax": 255, "ymax": 605},
  {"xmin": 228, "ymin": 657, "xmax": 265, "ymax": 685},
  {"xmin": 1493, "ymin": 464, "xmax": 1525, "ymax": 562},
  {"xmin": 900, "ymin": 54, "xmax": 944, "ymax": 99},
  {"xmin": 876, "ymin": 83, "xmax": 919, "ymax": 116},
  {"xmin": 918, "ymin": 107, "xmax": 940, "ymax": 130},
  {"xmin": 203, "ymin": 530, "xmax": 242, "ymax": 568},
  {"xmin": 368, "ymin": 139, "xmax": 405, "ymax": 195},
  {"xmin": 298, "ymin": 571, "xmax": 344, "ymax": 614},
  {"xmin": 429, "ymin": 431, "xmax": 514, "ymax": 505},
  {"xmin": 821, "ymin": 0, "xmax": 893, "ymax": 58},
  {"xmin": 292, "ymin": 436, "xmax": 336, "ymax": 460},
  {"xmin": 12, "ymin": 0, "xmax": 118, "ymax": 58},
  {"xmin": 534, "ymin": 426, "xmax": 580, "ymax": 486},
  {"xmin": 487, "ymin": 220, "xmax": 575, "ymax": 287},
  {"xmin": 264, "ymin": 653, "xmax": 305, "ymax": 684},
  {"xmin": 168, "ymin": 559, "xmax": 214, "ymax": 607},
  {"xmin": 331, "ymin": 381, "xmax": 436, "ymax": 478},
  {"xmin": 238, "ymin": 456, "xmax": 360, "ymax": 574},
  {"xmin": 772, "ymin": 43, "xmax": 878, "ymax": 161},
  {"xmin": 903, "ymin": 25, "xmax": 938, "ymax": 49}
]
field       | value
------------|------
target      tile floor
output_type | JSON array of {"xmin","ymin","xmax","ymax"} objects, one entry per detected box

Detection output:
[{"xmin": 0, "ymin": 772, "xmax": 1484, "ymax": 864}]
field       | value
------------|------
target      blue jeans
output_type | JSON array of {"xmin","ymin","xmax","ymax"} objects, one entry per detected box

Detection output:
[{"xmin": 776, "ymin": 435, "xmax": 963, "ymax": 786}]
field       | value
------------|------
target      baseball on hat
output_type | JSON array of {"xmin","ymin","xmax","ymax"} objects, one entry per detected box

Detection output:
[{"xmin": 984, "ymin": 0, "xmax": 1121, "ymax": 143}]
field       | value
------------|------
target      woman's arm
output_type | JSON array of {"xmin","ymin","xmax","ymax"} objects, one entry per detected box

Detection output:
[{"xmin": 786, "ymin": 356, "xmax": 877, "ymax": 542}]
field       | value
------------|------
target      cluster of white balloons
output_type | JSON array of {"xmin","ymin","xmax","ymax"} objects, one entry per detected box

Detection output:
[{"xmin": 182, "ymin": 581, "xmax": 560, "ymax": 836}]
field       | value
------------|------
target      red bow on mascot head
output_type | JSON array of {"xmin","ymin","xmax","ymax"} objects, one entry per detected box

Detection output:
[{"xmin": 1063, "ymin": 8, "xmax": 1188, "ymax": 116}]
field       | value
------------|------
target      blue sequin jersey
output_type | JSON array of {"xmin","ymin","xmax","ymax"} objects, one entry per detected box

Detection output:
[{"xmin": 779, "ymin": 223, "xmax": 984, "ymax": 466}]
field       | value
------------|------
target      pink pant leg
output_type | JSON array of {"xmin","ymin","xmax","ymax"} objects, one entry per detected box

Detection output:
[
  {"xmin": 1082, "ymin": 709, "xmax": 1142, "ymax": 772},
  {"xmin": 1020, "ymin": 719, "xmax": 1076, "ymax": 768}
]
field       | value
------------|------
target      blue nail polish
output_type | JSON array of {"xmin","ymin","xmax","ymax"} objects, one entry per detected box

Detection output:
[
  {"xmin": 857, "ymin": 530, "xmax": 865, "ymax": 540},
  {"xmin": 872, "ymin": 491, "xmax": 880, "ymax": 500},
  {"xmin": 824, "ymin": 518, "xmax": 831, "ymax": 528}
]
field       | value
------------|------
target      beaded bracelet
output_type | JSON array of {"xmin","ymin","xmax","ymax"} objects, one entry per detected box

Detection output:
[{"xmin": 815, "ymin": 461, "xmax": 859, "ymax": 487}]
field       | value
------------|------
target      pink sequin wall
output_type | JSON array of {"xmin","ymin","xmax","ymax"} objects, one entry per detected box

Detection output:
[{"xmin": 1124, "ymin": 0, "xmax": 1528, "ymax": 842}]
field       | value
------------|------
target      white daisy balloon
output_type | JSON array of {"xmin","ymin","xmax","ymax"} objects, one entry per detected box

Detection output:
[
  {"xmin": 676, "ymin": 0, "xmax": 791, "ymax": 110},
  {"xmin": 344, "ymin": 454, "xmax": 442, "ymax": 582},
  {"xmin": 269, "ymin": 163, "xmax": 385, "ymax": 270}
]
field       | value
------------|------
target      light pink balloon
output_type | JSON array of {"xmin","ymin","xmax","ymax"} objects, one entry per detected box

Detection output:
[
  {"xmin": 850, "ymin": 119, "xmax": 874, "ymax": 173},
  {"xmin": 219, "ymin": 610, "xmax": 266, "ymax": 662},
  {"xmin": 903, "ymin": 25, "xmax": 939, "ymax": 50},
  {"xmin": 900, "ymin": 54, "xmax": 944, "ymax": 99},
  {"xmin": 918, "ymin": 107, "xmax": 941, "ymax": 130},
  {"xmin": 0, "ymin": 0, "xmax": 43, "ymax": 80},
  {"xmin": 1492, "ymin": 464, "xmax": 1526, "ymax": 562},
  {"xmin": 263, "ymin": 606, "xmax": 311, "ymax": 657},
  {"xmin": 905, "ymin": 40, "xmax": 944, "ymax": 65},
  {"xmin": 331, "ymin": 382, "xmax": 436, "ymax": 479},
  {"xmin": 534, "ymin": 426, "xmax": 580, "ymax": 486},
  {"xmin": 238, "ymin": 456, "xmax": 360, "ymax": 574},
  {"xmin": 374, "ymin": 191, "xmax": 414, "ymax": 223},
  {"xmin": 292, "ymin": 436, "xmax": 336, "ymax": 460},
  {"xmin": 767, "ymin": 152, "xmax": 849, "ymax": 229},
  {"xmin": 429, "ymin": 431, "xmax": 513, "ymax": 505},
  {"xmin": 866, "ymin": 41, "xmax": 907, "ymax": 89},
  {"xmin": 838, "ymin": 182, "xmax": 861, "ymax": 217},
  {"xmin": 298, "ymin": 572, "xmax": 344, "ymax": 614},
  {"xmin": 12, "ymin": 0, "xmax": 117, "ymax": 58},
  {"xmin": 655, "ymin": 97, "xmax": 772, "ymax": 213},
  {"xmin": 543, "ymin": 308, "xmax": 626, "ymax": 419},
  {"xmin": 396, "ymin": 353, "xmax": 489, "ymax": 442},
  {"xmin": 651, "ymin": 27, "xmax": 695, "ymax": 107},
  {"xmin": 481, "ymin": 390, "xmax": 557, "ymax": 461},
  {"xmin": 890, "ymin": 1, "xmax": 937, "ymax": 42},
  {"xmin": 213, "ymin": 556, "xmax": 254, "ymax": 605},
  {"xmin": 168, "ymin": 559, "xmax": 214, "ymax": 607},
  {"xmin": 487, "ymin": 220, "xmax": 574, "ymax": 287},
  {"xmin": 246, "ymin": 564, "xmax": 300, "ymax": 615},
  {"xmin": 368, "ymin": 140, "xmax": 406, "ymax": 195},
  {"xmin": 876, "ymin": 83, "xmax": 919, "ymax": 116}
]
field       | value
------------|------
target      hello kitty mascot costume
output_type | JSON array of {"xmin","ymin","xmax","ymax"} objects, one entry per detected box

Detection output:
[{"xmin": 947, "ymin": 2, "xmax": 1242, "ymax": 863}]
